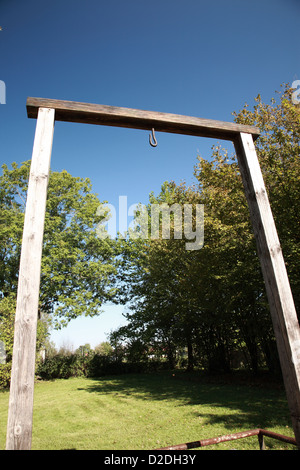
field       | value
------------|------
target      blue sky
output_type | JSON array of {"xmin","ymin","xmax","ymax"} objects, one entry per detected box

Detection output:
[{"xmin": 1, "ymin": 0, "xmax": 299, "ymax": 350}]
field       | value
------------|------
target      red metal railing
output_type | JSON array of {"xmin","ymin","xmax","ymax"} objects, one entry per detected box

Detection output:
[{"xmin": 156, "ymin": 428, "xmax": 297, "ymax": 450}]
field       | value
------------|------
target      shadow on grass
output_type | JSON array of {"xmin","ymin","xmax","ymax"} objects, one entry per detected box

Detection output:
[{"xmin": 78, "ymin": 371, "xmax": 292, "ymax": 435}]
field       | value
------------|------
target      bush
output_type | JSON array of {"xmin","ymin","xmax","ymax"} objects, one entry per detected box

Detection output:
[
  {"xmin": 0, "ymin": 295, "xmax": 15, "ymax": 389},
  {"xmin": 87, "ymin": 355, "xmax": 123, "ymax": 377},
  {"xmin": 36, "ymin": 354, "xmax": 170, "ymax": 380},
  {"xmin": 37, "ymin": 354, "xmax": 88, "ymax": 380},
  {"xmin": 0, "ymin": 294, "xmax": 51, "ymax": 389},
  {"xmin": 0, "ymin": 363, "xmax": 11, "ymax": 389}
]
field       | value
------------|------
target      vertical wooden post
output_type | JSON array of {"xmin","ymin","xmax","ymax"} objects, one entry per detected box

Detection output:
[
  {"xmin": 6, "ymin": 107, "xmax": 55, "ymax": 450},
  {"xmin": 234, "ymin": 132, "xmax": 300, "ymax": 447}
]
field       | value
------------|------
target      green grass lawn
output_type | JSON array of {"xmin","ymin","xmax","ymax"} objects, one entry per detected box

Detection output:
[{"xmin": 0, "ymin": 371, "xmax": 297, "ymax": 450}]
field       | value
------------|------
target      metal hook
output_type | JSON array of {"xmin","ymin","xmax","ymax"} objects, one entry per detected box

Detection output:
[{"xmin": 149, "ymin": 128, "xmax": 157, "ymax": 147}]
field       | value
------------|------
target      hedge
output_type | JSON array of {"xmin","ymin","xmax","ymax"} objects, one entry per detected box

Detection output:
[{"xmin": 36, "ymin": 354, "xmax": 169, "ymax": 380}]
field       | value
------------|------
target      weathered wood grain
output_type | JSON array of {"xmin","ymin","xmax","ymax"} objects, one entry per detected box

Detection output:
[
  {"xmin": 234, "ymin": 132, "xmax": 300, "ymax": 447},
  {"xmin": 26, "ymin": 97, "xmax": 260, "ymax": 141},
  {"xmin": 6, "ymin": 108, "xmax": 55, "ymax": 450}
]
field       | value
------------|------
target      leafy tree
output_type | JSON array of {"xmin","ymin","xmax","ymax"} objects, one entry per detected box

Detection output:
[
  {"xmin": 115, "ymin": 182, "xmax": 205, "ymax": 370},
  {"xmin": 94, "ymin": 341, "xmax": 113, "ymax": 356},
  {"xmin": 75, "ymin": 343, "xmax": 93, "ymax": 356},
  {"xmin": 232, "ymin": 83, "xmax": 300, "ymax": 315},
  {"xmin": 44, "ymin": 339, "xmax": 58, "ymax": 359},
  {"xmin": 192, "ymin": 84, "xmax": 299, "ymax": 371},
  {"xmin": 194, "ymin": 147, "xmax": 270, "ymax": 372},
  {"xmin": 113, "ymin": 84, "xmax": 299, "ymax": 374},
  {"xmin": 0, "ymin": 162, "xmax": 27, "ymax": 294},
  {"xmin": 0, "ymin": 162, "xmax": 119, "ymax": 328}
]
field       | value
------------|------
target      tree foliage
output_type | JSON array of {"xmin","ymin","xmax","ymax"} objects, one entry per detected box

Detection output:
[
  {"xmin": 112, "ymin": 84, "xmax": 299, "ymax": 374},
  {"xmin": 0, "ymin": 293, "xmax": 50, "ymax": 388},
  {"xmin": 0, "ymin": 163, "xmax": 119, "ymax": 328}
]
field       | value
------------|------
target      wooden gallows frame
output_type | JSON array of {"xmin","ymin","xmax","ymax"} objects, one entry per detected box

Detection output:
[{"xmin": 6, "ymin": 97, "xmax": 300, "ymax": 450}]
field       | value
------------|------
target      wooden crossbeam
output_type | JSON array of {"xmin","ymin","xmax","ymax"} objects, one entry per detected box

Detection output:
[{"xmin": 26, "ymin": 97, "xmax": 260, "ymax": 141}]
